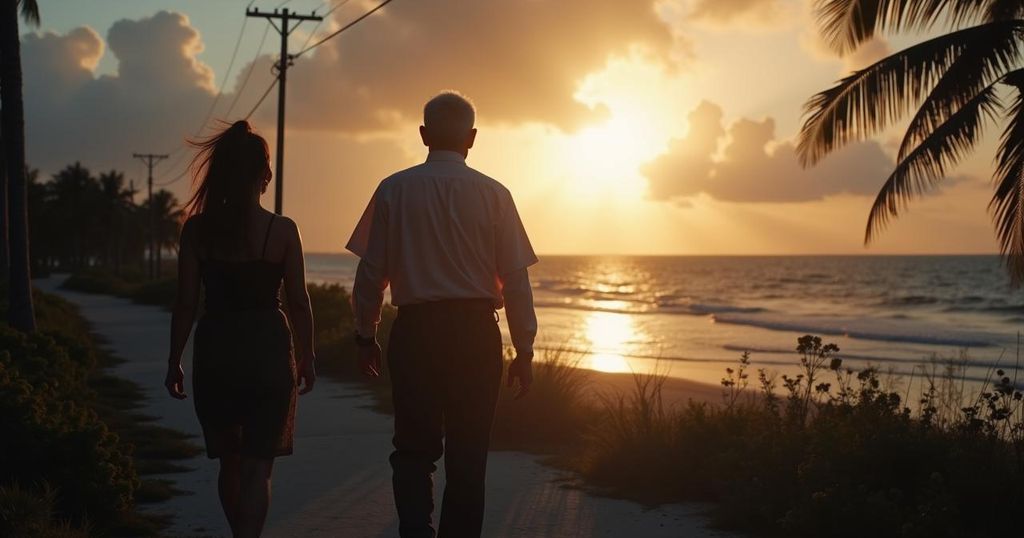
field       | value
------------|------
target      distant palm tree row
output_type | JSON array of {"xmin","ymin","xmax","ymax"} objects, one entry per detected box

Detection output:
[{"xmin": 28, "ymin": 162, "xmax": 182, "ymax": 277}]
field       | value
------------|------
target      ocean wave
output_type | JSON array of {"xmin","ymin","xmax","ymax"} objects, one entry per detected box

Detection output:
[
  {"xmin": 711, "ymin": 313, "xmax": 997, "ymax": 348},
  {"xmin": 533, "ymin": 300, "xmax": 766, "ymax": 316},
  {"xmin": 944, "ymin": 304, "xmax": 1024, "ymax": 314},
  {"xmin": 878, "ymin": 295, "xmax": 940, "ymax": 306}
]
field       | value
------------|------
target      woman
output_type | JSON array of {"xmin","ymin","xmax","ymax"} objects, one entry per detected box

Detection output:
[{"xmin": 163, "ymin": 120, "xmax": 316, "ymax": 538}]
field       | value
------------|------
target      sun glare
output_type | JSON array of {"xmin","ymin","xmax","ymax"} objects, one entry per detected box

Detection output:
[
  {"xmin": 563, "ymin": 116, "xmax": 657, "ymax": 201},
  {"xmin": 582, "ymin": 311, "xmax": 636, "ymax": 373}
]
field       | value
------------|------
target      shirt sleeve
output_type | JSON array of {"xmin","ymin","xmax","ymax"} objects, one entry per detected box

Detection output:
[
  {"xmin": 496, "ymin": 192, "xmax": 538, "ymax": 276},
  {"xmin": 345, "ymin": 184, "xmax": 388, "ymax": 270},
  {"xmin": 351, "ymin": 258, "xmax": 389, "ymax": 337},
  {"xmin": 500, "ymin": 267, "xmax": 537, "ymax": 357}
]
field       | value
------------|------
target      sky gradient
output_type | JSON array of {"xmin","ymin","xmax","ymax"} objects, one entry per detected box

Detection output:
[{"xmin": 21, "ymin": 0, "xmax": 1004, "ymax": 254}]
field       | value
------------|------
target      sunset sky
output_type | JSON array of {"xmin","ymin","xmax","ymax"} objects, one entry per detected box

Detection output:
[{"xmin": 23, "ymin": 0, "xmax": 1004, "ymax": 255}]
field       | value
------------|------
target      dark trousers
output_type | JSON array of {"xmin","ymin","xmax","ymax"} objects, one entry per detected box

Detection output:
[{"xmin": 387, "ymin": 299, "xmax": 503, "ymax": 538}]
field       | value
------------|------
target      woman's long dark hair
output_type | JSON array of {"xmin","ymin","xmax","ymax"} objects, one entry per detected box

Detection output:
[{"xmin": 185, "ymin": 120, "xmax": 270, "ymax": 258}]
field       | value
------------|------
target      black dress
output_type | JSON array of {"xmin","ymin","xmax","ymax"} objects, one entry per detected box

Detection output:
[{"xmin": 192, "ymin": 215, "xmax": 296, "ymax": 459}]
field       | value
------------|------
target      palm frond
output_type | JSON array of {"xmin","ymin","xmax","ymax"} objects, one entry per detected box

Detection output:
[
  {"xmin": 897, "ymin": 27, "xmax": 1023, "ymax": 162},
  {"xmin": 16, "ymin": 0, "xmax": 40, "ymax": 26},
  {"xmin": 990, "ymin": 80, "xmax": 1024, "ymax": 285},
  {"xmin": 814, "ymin": 0, "xmax": 993, "ymax": 54},
  {"xmin": 866, "ymin": 83, "xmax": 1001, "ymax": 243},
  {"xmin": 985, "ymin": 0, "xmax": 1024, "ymax": 21},
  {"xmin": 798, "ymin": 20, "xmax": 1024, "ymax": 167}
]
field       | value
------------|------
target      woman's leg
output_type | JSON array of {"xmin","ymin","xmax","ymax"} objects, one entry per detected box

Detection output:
[
  {"xmin": 218, "ymin": 453, "xmax": 242, "ymax": 534},
  {"xmin": 236, "ymin": 457, "xmax": 274, "ymax": 538}
]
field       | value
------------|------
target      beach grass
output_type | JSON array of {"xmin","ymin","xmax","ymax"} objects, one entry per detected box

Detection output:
[{"xmin": 575, "ymin": 337, "xmax": 1024, "ymax": 537}]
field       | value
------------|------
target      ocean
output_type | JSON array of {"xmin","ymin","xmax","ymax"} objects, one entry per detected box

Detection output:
[{"xmin": 306, "ymin": 254, "xmax": 1024, "ymax": 391}]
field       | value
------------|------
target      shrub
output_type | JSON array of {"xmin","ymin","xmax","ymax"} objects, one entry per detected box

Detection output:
[
  {"xmin": 578, "ymin": 335, "xmax": 1024, "ymax": 537},
  {"xmin": 0, "ymin": 350, "xmax": 137, "ymax": 525},
  {"xmin": 0, "ymin": 483, "xmax": 89, "ymax": 538}
]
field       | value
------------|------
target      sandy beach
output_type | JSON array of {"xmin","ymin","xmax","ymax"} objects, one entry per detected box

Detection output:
[{"xmin": 36, "ymin": 276, "xmax": 735, "ymax": 538}]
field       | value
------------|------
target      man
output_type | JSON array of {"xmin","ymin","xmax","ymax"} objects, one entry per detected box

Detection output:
[{"xmin": 346, "ymin": 91, "xmax": 538, "ymax": 538}]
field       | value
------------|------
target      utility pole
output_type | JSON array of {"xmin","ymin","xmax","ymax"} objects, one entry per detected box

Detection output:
[
  {"xmin": 133, "ymin": 153, "xmax": 168, "ymax": 279},
  {"xmin": 246, "ymin": 7, "xmax": 322, "ymax": 215}
]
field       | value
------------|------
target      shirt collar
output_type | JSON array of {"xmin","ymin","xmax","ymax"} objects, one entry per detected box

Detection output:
[{"xmin": 425, "ymin": 150, "xmax": 467, "ymax": 164}]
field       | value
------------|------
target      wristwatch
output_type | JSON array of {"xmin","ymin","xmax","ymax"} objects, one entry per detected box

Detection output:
[{"xmin": 354, "ymin": 331, "xmax": 377, "ymax": 347}]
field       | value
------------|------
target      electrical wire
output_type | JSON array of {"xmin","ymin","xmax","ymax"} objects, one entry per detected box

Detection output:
[
  {"xmin": 244, "ymin": 77, "xmax": 281, "ymax": 121},
  {"xmin": 155, "ymin": 70, "xmax": 280, "ymax": 188},
  {"xmin": 292, "ymin": 0, "xmax": 395, "ymax": 59},
  {"xmin": 298, "ymin": 0, "xmax": 352, "ymax": 52},
  {"xmin": 223, "ymin": 22, "xmax": 273, "ymax": 119}
]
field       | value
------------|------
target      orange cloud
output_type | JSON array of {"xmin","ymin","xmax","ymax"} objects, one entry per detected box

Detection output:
[
  {"xmin": 643, "ymin": 101, "xmax": 910, "ymax": 203},
  {"xmin": 240, "ymin": 0, "xmax": 675, "ymax": 132}
]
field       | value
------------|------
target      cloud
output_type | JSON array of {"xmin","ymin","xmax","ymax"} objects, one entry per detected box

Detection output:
[
  {"xmin": 840, "ymin": 37, "xmax": 892, "ymax": 72},
  {"xmin": 239, "ymin": 0, "xmax": 675, "ymax": 132},
  {"xmin": 686, "ymin": 0, "xmax": 787, "ymax": 26},
  {"xmin": 643, "ymin": 100, "xmax": 898, "ymax": 203},
  {"xmin": 22, "ymin": 11, "xmax": 215, "ymax": 175},
  {"xmin": 797, "ymin": 0, "xmax": 892, "ymax": 73}
]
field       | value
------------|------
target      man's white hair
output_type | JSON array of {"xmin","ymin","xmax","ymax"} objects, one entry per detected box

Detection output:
[{"xmin": 423, "ymin": 91, "xmax": 476, "ymax": 146}]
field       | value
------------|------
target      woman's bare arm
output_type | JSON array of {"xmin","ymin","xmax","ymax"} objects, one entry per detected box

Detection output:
[
  {"xmin": 165, "ymin": 218, "xmax": 201, "ymax": 399},
  {"xmin": 282, "ymin": 218, "xmax": 316, "ymax": 394}
]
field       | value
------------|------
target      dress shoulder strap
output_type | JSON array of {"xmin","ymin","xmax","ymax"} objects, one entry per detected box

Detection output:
[{"xmin": 261, "ymin": 214, "xmax": 276, "ymax": 259}]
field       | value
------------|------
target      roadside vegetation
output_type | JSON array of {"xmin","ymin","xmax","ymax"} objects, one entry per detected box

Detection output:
[
  {"xmin": 1, "ymin": 286, "xmax": 198, "ymax": 537},
  {"xmin": 62, "ymin": 273, "xmax": 1024, "ymax": 537}
]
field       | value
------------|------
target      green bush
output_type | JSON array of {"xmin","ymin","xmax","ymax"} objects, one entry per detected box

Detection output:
[
  {"xmin": 1, "ymin": 289, "xmax": 161, "ymax": 535},
  {"xmin": 0, "ymin": 327, "xmax": 137, "ymax": 526}
]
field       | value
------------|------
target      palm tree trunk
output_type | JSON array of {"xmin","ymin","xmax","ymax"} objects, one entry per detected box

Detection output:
[
  {"xmin": 0, "ymin": 127, "xmax": 9, "ymax": 283},
  {"xmin": 1, "ymin": 0, "xmax": 36, "ymax": 332}
]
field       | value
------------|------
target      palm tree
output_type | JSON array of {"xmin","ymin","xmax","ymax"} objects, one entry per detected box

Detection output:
[
  {"xmin": 1, "ymin": 0, "xmax": 40, "ymax": 331},
  {"xmin": 799, "ymin": 1, "xmax": 1024, "ymax": 282},
  {"xmin": 146, "ymin": 189, "xmax": 182, "ymax": 278},
  {"xmin": 97, "ymin": 170, "xmax": 134, "ymax": 273}
]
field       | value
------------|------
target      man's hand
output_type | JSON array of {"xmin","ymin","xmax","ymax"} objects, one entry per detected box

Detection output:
[
  {"xmin": 358, "ymin": 341, "xmax": 383, "ymax": 377},
  {"xmin": 297, "ymin": 356, "xmax": 317, "ymax": 395},
  {"xmin": 164, "ymin": 363, "xmax": 187, "ymax": 400},
  {"xmin": 507, "ymin": 354, "xmax": 533, "ymax": 399}
]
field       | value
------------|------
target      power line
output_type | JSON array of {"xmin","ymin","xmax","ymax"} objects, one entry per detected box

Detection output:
[
  {"xmin": 224, "ymin": 23, "xmax": 273, "ymax": 119},
  {"xmin": 195, "ymin": 16, "xmax": 251, "ymax": 137},
  {"xmin": 292, "ymin": 0, "xmax": 395, "ymax": 59},
  {"xmin": 298, "ymin": 0, "xmax": 352, "ymax": 52},
  {"xmin": 244, "ymin": 77, "xmax": 281, "ymax": 121},
  {"xmin": 155, "ymin": 19, "xmax": 275, "ymax": 185}
]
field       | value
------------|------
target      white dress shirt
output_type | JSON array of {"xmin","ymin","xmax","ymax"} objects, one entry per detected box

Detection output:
[{"xmin": 346, "ymin": 150, "xmax": 538, "ymax": 356}]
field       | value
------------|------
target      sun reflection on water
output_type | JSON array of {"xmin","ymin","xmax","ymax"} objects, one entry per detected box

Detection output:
[{"xmin": 583, "ymin": 311, "xmax": 636, "ymax": 373}]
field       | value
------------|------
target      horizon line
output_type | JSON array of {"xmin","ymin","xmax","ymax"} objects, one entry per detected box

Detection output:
[{"xmin": 306, "ymin": 251, "xmax": 1005, "ymax": 258}]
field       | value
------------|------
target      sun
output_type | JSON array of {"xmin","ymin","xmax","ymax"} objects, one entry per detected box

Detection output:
[{"xmin": 562, "ymin": 116, "xmax": 659, "ymax": 201}]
